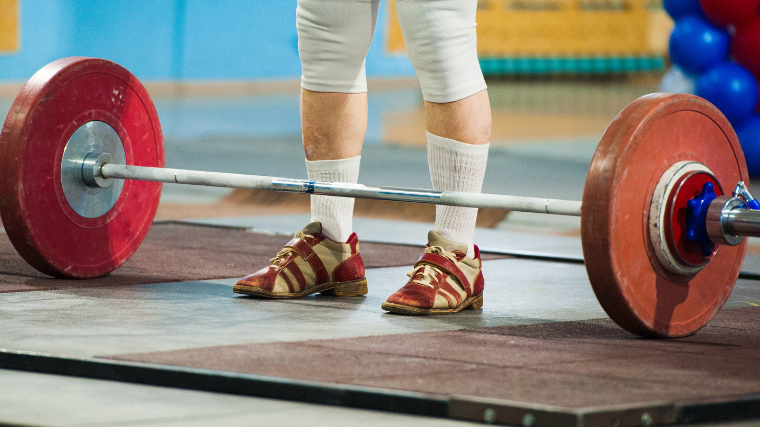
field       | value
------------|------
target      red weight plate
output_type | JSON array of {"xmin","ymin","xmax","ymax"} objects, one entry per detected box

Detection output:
[
  {"xmin": 0, "ymin": 57, "xmax": 164, "ymax": 278},
  {"xmin": 582, "ymin": 93, "xmax": 748, "ymax": 338}
]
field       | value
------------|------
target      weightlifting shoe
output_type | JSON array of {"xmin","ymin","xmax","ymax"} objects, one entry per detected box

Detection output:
[
  {"xmin": 381, "ymin": 231, "xmax": 484, "ymax": 315},
  {"xmin": 234, "ymin": 222, "xmax": 367, "ymax": 298}
]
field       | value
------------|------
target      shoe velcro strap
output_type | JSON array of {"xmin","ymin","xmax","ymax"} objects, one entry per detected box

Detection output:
[
  {"xmin": 417, "ymin": 253, "xmax": 472, "ymax": 297},
  {"xmin": 286, "ymin": 238, "xmax": 329, "ymax": 284}
]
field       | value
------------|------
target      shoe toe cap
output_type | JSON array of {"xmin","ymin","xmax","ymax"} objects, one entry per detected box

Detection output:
[
  {"xmin": 385, "ymin": 284, "xmax": 436, "ymax": 309},
  {"xmin": 236, "ymin": 266, "xmax": 277, "ymax": 291}
]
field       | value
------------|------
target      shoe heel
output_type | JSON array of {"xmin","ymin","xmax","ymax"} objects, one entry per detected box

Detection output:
[
  {"xmin": 322, "ymin": 278, "xmax": 368, "ymax": 297},
  {"xmin": 467, "ymin": 294, "xmax": 483, "ymax": 310}
]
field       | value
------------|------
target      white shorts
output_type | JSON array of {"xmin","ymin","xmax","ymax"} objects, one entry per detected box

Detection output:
[{"xmin": 297, "ymin": 0, "xmax": 487, "ymax": 103}]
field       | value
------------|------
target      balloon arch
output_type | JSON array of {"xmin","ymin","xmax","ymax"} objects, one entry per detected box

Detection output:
[{"xmin": 661, "ymin": 0, "xmax": 760, "ymax": 175}]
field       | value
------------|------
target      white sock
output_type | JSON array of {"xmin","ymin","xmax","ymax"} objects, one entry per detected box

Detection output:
[
  {"xmin": 306, "ymin": 156, "xmax": 361, "ymax": 242},
  {"xmin": 427, "ymin": 132, "xmax": 489, "ymax": 258}
]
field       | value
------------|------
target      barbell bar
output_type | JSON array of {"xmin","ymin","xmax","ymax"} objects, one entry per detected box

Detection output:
[
  {"xmin": 92, "ymin": 162, "xmax": 760, "ymax": 239},
  {"xmin": 0, "ymin": 57, "xmax": 755, "ymax": 338},
  {"xmin": 91, "ymin": 155, "xmax": 760, "ymax": 251},
  {"xmin": 86, "ymin": 149, "xmax": 760, "ymax": 243},
  {"xmin": 92, "ymin": 162, "xmax": 584, "ymax": 216}
]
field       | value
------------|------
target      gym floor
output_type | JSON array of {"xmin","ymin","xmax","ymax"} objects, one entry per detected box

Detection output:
[{"xmin": 1, "ymin": 77, "xmax": 760, "ymax": 427}]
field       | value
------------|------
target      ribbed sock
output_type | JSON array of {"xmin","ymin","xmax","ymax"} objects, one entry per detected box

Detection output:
[
  {"xmin": 306, "ymin": 156, "xmax": 361, "ymax": 242},
  {"xmin": 427, "ymin": 132, "xmax": 489, "ymax": 258}
]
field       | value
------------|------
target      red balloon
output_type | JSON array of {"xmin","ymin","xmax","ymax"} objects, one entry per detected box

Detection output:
[
  {"xmin": 732, "ymin": 20, "xmax": 760, "ymax": 76},
  {"xmin": 699, "ymin": 0, "xmax": 760, "ymax": 29}
]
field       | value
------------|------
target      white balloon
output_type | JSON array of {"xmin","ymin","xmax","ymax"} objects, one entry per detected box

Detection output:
[{"xmin": 659, "ymin": 66, "xmax": 697, "ymax": 94}]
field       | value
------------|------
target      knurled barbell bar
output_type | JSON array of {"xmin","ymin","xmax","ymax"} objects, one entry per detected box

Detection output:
[{"xmin": 0, "ymin": 57, "xmax": 756, "ymax": 338}]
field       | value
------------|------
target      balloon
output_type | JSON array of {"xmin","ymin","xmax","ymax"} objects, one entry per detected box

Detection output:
[
  {"xmin": 735, "ymin": 115, "xmax": 760, "ymax": 176},
  {"xmin": 698, "ymin": 0, "xmax": 760, "ymax": 29},
  {"xmin": 697, "ymin": 62, "xmax": 759, "ymax": 125},
  {"xmin": 732, "ymin": 20, "xmax": 760, "ymax": 77},
  {"xmin": 664, "ymin": 0, "xmax": 703, "ymax": 20},
  {"xmin": 669, "ymin": 17, "xmax": 729, "ymax": 74},
  {"xmin": 660, "ymin": 66, "xmax": 698, "ymax": 94}
]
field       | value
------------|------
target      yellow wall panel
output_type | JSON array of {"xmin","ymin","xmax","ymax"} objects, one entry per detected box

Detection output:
[
  {"xmin": 386, "ymin": 0, "xmax": 671, "ymax": 57},
  {"xmin": 0, "ymin": 0, "xmax": 19, "ymax": 53}
]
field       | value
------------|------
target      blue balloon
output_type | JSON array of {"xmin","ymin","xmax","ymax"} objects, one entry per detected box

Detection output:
[
  {"xmin": 736, "ymin": 115, "xmax": 760, "ymax": 176},
  {"xmin": 669, "ymin": 16, "xmax": 729, "ymax": 74},
  {"xmin": 664, "ymin": 0, "xmax": 704, "ymax": 20},
  {"xmin": 697, "ymin": 62, "xmax": 759, "ymax": 125}
]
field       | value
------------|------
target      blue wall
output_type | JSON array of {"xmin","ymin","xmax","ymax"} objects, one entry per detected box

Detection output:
[{"xmin": 0, "ymin": 0, "xmax": 414, "ymax": 82}]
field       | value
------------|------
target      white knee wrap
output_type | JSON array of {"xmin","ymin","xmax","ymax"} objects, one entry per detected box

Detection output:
[
  {"xmin": 297, "ymin": 0, "xmax": 379, "ymax": 93},
  {"xmin": 396, "ymin": 0, "xmax": 487, "ymax": 103}
]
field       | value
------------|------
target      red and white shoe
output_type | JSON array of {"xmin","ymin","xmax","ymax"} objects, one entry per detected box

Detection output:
[
  {"xmin": 382, "ymin": 230, "xmax": 484, "ymax": 315},
  {"xmin": 234, "ymin": 222, "xmax": 367, "ymax": 298}
]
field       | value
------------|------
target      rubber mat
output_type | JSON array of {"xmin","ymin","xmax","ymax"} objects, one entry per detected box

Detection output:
[
  {"xmin": 0, "ymin": 222, "xmax": 508, "ymax": 293},
  {"xmin": 108, "ymin": 306, "xmax": 760, "ymax": 410}
]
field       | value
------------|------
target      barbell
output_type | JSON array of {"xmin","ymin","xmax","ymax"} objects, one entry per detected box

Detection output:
[{"xmin": 0, "ymin": 57, "xmax": 756, "ymax": 339}]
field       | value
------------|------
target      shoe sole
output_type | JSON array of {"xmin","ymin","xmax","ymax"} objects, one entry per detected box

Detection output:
[
  {"xmin": 380, "ymin": 294, "xmax": 483, "ymax": 315},
  {"xmin": 233, "ymin": 277, "xmax": 368, "ymax": 298}
]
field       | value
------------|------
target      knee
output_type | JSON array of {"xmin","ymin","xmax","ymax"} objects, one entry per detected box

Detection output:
[
  {"xmin": 396, "ymin": 0, "xmax": 487, "ymax": 103},
  {"xmin": 297, "ymin": 0, "xmax": 380, "ymax": 93}
]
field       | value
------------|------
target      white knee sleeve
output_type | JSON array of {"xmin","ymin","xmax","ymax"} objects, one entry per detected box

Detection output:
[
  {"xmin": 297, "ymin": 0, "xmax": 379, "ymax": 93},
  {"xmin": 396, "ymin": 0, "xmax": 487, "ymax": 103}
]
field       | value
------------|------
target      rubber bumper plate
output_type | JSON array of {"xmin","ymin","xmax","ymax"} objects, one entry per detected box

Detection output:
[
  {"xmin": 0, "ymin": 57, "xmax": 164, "ymax": 278},
  {"xmin": 581, "ymin": 93, "xmax": 748, "ymax": 338}
]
